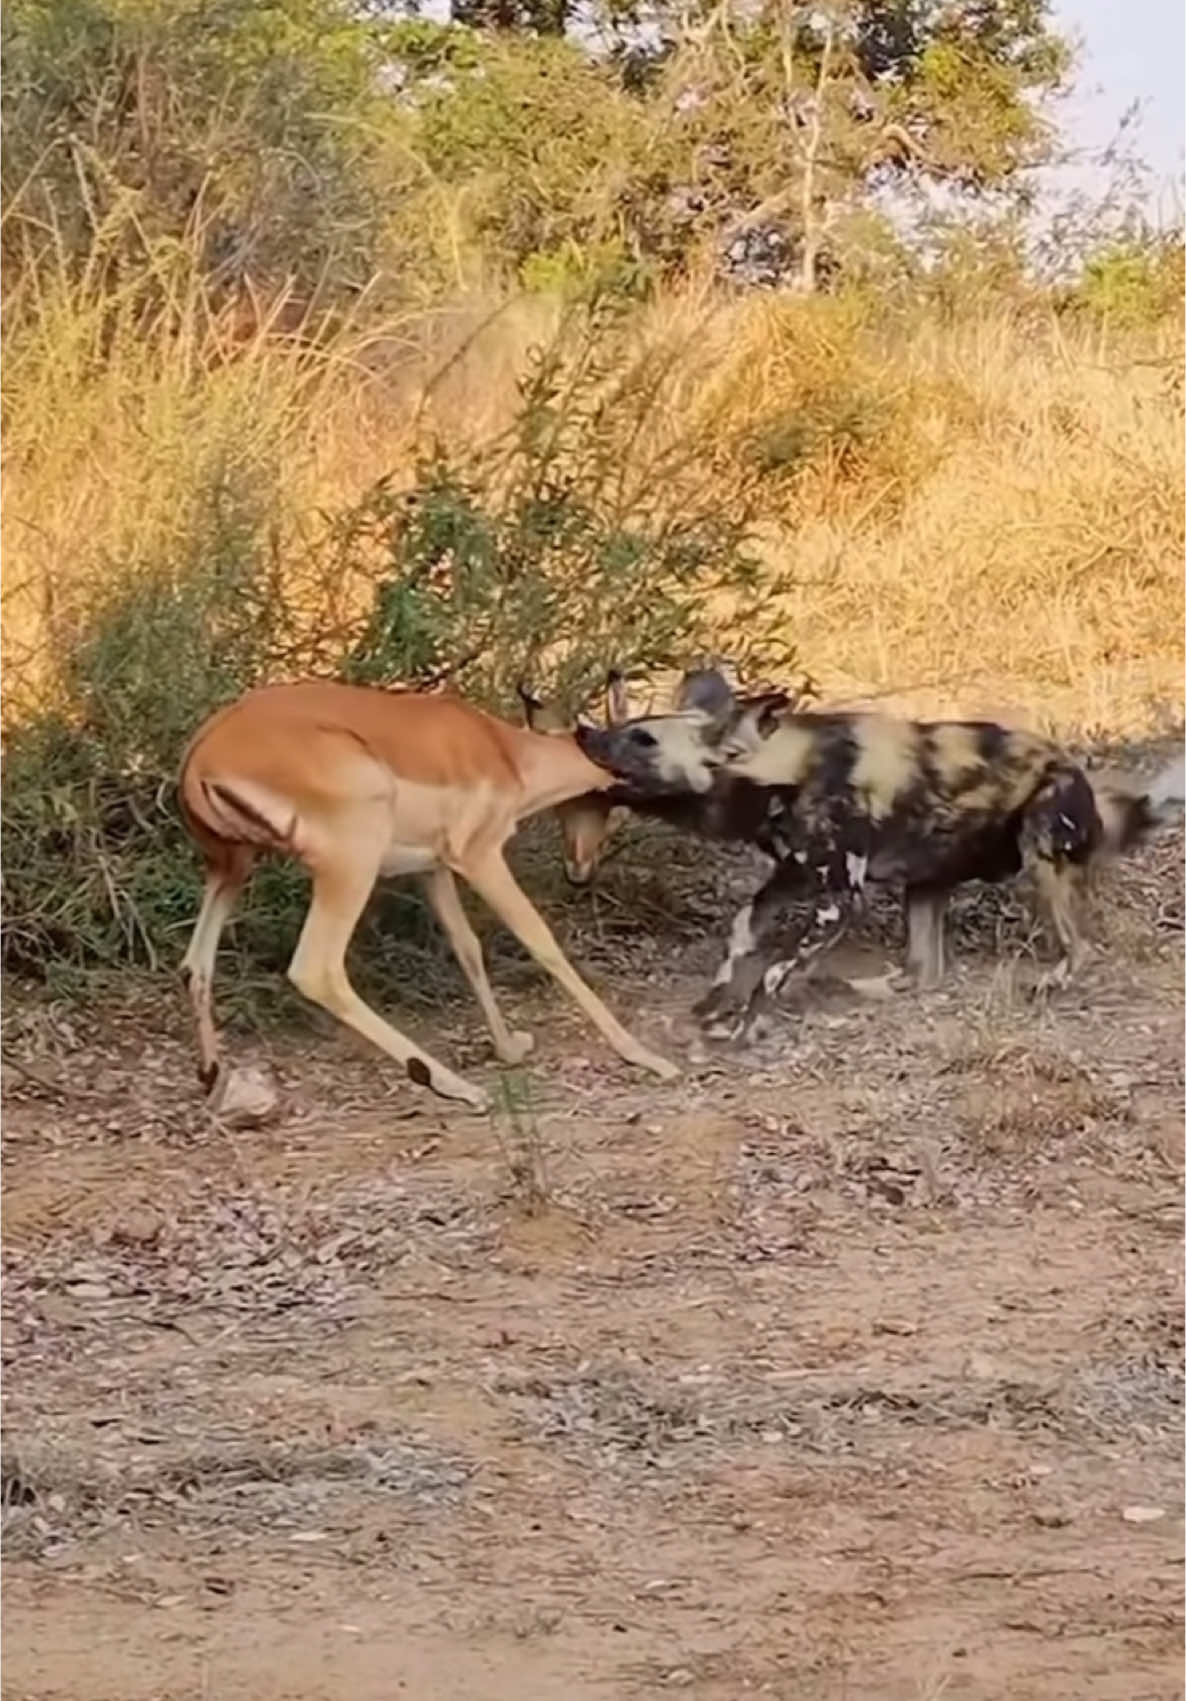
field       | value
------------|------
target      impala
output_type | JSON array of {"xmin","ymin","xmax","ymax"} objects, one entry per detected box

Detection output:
[{"xmin": 177, "ymin": 680, "xmax": 679, "ymax": 1114}]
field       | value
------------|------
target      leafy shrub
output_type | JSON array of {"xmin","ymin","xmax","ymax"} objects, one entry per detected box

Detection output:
[{"xmin": 336, "ymin": 298, "xmax": 797, "ymax": 713}]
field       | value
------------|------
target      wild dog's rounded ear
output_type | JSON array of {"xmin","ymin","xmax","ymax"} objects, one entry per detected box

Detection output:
[
  {"xmin": 722, "ymin": 691, "xmax": 789, "ymax": 756},
  {"xmin": 675, "ymin": 666, "xmax": 735, "ymax": 727},
  {"xmin": 605, "ymin": 669, "xmax": 629, "ymax": 727},
  {"xmin": 753, "ymin": 691, "xmax": 790, "ymax": 736}
]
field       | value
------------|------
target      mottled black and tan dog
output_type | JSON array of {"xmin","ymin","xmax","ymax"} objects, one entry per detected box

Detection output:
[{"xmin": 568, "ymin": 668, "xmax": 1184, "ymax": 1039}]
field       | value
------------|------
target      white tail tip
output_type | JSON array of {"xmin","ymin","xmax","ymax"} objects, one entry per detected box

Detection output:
[{"xmin": 1150, "ymin": 752, "xmax": 1186, "ymax": 814}]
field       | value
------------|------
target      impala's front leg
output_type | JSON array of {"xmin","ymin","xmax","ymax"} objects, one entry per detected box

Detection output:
[
  {"xmin": 288, "ymin": 840, "xmax": 491, "ymax": 1113},
  {"xmin": 422, "ymin": 867, "xmax": 534, "ymax": 1065},
  {"xmin": 461, "ymin": 851, "xmax": 679, "ymax": 1082}
]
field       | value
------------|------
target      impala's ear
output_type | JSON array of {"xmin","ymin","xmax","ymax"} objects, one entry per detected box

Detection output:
[
  {"xmin": 517, "ymin": 682, "xmax": 569, "ymax": 734},
  {"xmin": 606, "ymin": 670, "xmax": 630, "ymax": 727},
  {"xmin": 517, "ymin": 682, "xmax": 544, "ymax": 729},
  {"xmin": 675, "ymin": 666, "xmax": 735, "ymax": 729}
]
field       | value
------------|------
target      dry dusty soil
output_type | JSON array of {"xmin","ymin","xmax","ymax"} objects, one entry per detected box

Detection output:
[{"xmin": 3, "ymin": 816, "xmax": 1183, "ymax": 1701}]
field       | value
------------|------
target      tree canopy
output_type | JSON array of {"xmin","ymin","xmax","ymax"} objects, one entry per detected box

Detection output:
[{"xmin": 3, "ymin": 0, "xmax": 1074, "ymax": 299}]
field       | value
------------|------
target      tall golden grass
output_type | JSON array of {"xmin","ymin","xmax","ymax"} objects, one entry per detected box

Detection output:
[{"xmin": 4, "ymin": 255, "xmax": 1182, "ymax": 739}]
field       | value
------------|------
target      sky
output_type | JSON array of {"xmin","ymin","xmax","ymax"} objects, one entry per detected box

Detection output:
[{"xmin": 1052, "ymin": 0, "xmax": 1184, "ymax": 204}]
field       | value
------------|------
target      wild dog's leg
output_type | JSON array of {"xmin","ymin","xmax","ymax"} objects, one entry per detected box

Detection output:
[
  {"xmin": 693, "ymin": 855, "xmax": 809, "ymax": 1024},
  {"xmin": 904, "ymin": 884, "xmax": 949, "ymax": 990},
  {"xmin": 1019, "ymin": 768, "xmax": 1096, "ymax": 981},
  {"xmin": 1027, "ymin": 857, "xmax": 1086, "ymax": 983},
  {"xmin": 731, "ymin": 878, "xmax": 857, "ymax": 1040},
  {"xmin": 700, "ymin": 854, "xmax": 857, "ymax": 1041}
]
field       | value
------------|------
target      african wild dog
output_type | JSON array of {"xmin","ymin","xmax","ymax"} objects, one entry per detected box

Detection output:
[
  {"xmin": 523, "ymin": 670, "xmax": 1074, "ymax": 999},
  {"xmin": 573, "ymin": 667, "xmax": 1185, "ymax": 1040}
]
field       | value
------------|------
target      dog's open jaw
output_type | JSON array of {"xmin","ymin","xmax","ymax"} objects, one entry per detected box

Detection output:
[{"xmin": 575, "ymin": 709, "xmax": 725, "ymax": 795}]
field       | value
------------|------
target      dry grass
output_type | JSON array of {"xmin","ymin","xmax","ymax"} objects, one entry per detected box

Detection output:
[
  {"xmin": 3, "ymin": 875, "xmax": 1182, "ymax": 1696},
  {"xmin": 3, "ymin": 261, "xmax": 1182, "ymax": 735}
]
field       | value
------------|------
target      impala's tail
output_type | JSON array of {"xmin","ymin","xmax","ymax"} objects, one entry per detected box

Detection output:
[{"xmin": 177, "ymin": 704, "xmax": 294, "ymax": 869}]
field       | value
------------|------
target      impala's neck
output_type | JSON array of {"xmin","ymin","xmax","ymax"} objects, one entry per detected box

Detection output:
[{"xmin": 510, "ymin": 727, "xmax": 613, "ymax": 818}]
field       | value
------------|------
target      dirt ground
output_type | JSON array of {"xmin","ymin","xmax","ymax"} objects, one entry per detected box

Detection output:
[{"xmin": 3, "ymin": 818, "xmax": 1183, "ymax": 1701}]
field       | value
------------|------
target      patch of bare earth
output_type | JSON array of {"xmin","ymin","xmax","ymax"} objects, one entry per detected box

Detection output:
[{"xmin": 2, "ymin": 823, "xmax": 1183, "ymax": 1701}]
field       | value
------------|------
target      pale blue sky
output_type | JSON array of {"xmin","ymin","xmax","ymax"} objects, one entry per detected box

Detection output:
[{"xmin": 1054, "ymin": 0, "xmax": 1184, "ymax": 191}]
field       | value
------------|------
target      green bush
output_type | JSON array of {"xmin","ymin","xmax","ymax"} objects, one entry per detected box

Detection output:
[{"xmin": 339, "ymin": 300, "xmax": 795, "ymax": 713}]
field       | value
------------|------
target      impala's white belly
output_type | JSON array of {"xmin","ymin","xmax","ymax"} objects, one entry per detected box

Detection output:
[{"xmin": 379, "ymin": 844, "xmax": 440, "ymax": 878}]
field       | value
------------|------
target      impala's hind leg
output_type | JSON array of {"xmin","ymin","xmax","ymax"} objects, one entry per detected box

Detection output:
[{"xmin": 181, "ymin": 845, "xmax": 255, "ymax": 1092}]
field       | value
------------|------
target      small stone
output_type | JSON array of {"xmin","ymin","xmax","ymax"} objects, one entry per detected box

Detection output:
[
  {"xmin": 210, "ymin": 1066, "xmax": 280, "ymax": 1129},
  {"xmin": 663, "ymin": 1670, "xmax": 694, "ymax": 1688},
  {"xmin": 964, "ymin": 1351, "xmax": 998, "ymax": 1381},
  {"xmin": 65, "ymin": 1282, "xmax": 110, "ymax": 1301},
  {"xmin": 110, "ymin": 1210, "xmax": 162, "ymax": 1248},
  {"xmin": 1121, "ymin": 1505, "xmax": 1166, "ymax": 1524}
]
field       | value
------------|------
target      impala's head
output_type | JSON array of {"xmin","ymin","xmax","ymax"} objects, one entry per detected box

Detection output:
[
  {"xmin": 518, "ymin": 673, "xmax": 632, "ymax": 886},
  {"xmin": 573, "ymin": 666, "xmax": 744, "ymax": 795}
]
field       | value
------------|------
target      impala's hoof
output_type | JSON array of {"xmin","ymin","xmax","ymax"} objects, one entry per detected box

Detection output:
[
  {"xmin": 497, "ymin": 1030, "xmax": 535, "ymax": 1066},
  {"xmin": 640, "ymin": 1050, "xmax": 680, "ymax": 1083},
  {"xmin": 406, "ymin": 1056, "xmax": 490, "ymax": 1114}
]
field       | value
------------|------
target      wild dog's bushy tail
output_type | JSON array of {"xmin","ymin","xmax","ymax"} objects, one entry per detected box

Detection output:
[{"xmin": 1091, "ymin": 751, "xmax": 1186, "ymax": 855}]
